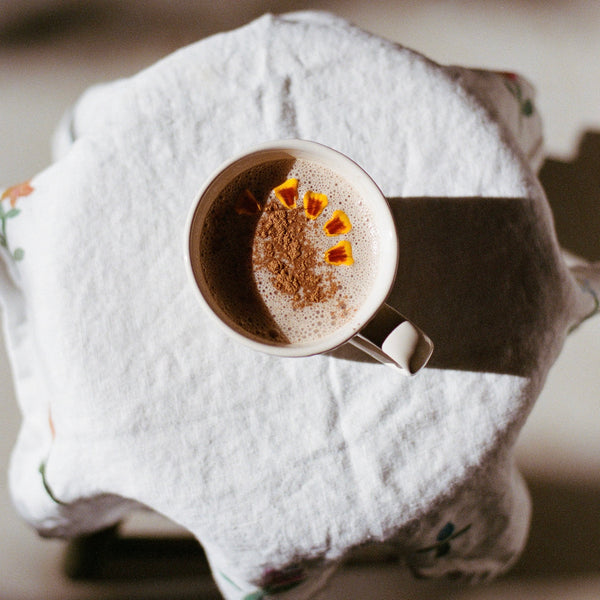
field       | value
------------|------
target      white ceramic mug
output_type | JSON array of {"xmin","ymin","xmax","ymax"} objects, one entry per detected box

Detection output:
[{"xmin": 184, "ymin": 139, "xmax": 433, "ymax": 375}]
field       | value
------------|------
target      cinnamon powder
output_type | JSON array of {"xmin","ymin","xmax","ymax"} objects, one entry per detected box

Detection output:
[{"xmin": 253, "ymin": 201, "xmax": 338, "ymax": 309}]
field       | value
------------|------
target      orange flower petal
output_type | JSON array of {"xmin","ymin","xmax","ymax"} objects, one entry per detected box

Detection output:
[
  {"xmin": 235, "ymin": 188, "xmax": 261, "ymax": 214},
  {"xmin": 323, "ymin": 210, "xmax": 352, "ymax": 236},
  {"xmin": 325, "ymin": 240, "xmax": 354, "ymax": 266},
  {"xmin": 273, "ymin": 178, "xmax": 298, "ymax": 209},
  {"xmin": 48, "ymin": 410, "xmax": 55, "ymax": 439},
  {"xmin": 2, "ymin": 180, "xmax": 34, "ymax": 208},
  {"xmin": 303, "ymin": 191, "xmax": 328, "ymax": 220}
]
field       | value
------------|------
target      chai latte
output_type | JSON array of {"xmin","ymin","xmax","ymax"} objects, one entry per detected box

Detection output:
[{"xmin": 198, "ymin": 158, "xmax": 379, "ymax": 345}]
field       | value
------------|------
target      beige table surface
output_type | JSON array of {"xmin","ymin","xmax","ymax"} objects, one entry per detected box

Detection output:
[{"xmin": 1, "ymin": 2, "xmax": 599, "ymax": 599}]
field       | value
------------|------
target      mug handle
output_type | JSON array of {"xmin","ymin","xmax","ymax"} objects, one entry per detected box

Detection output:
[{"xmin": 349, "ymin": 304, "xmax": 433, "ymax": 375}]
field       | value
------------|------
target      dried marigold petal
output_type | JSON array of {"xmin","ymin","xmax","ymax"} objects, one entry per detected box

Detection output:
[
  {"xmin": 273, "ymin": 178, "xmax": 298, "ymax": 209},
  {"xmin": 303, "ymin": 191, "xmax": 328, "ymax": 220},
  {"xmin": 324, "ymin": 240, "xmax": 354, "ymax": 266},
  {"xmin": 235, "ymin": 189, "xmax": 261, "ymax": 215},
  {"xmin": 323, "ymin": 210, "xmax": 352, "ymax": 236}
]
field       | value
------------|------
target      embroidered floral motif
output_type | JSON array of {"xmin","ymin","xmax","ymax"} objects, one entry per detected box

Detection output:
[
  {"xmin": 416, "ymin": 522, "xmax": 471, "ymax": 558},
  {"xmin": 501, "ymin": 72, "xmax": 535, "ymax": 121},
  {"xmin": 0, "ymin": 180, "xmax": 32, "ymax": 260},
  {"xmin": 37, "ymin": 405, "xmax": 63, "ymax": 505},
  {"xmin": 2, "ymin": 180, "xmax": 34, "ymax": 206},
  {"xmin": 38, "ymin": 461, "xmax": 66, "ymax": 505}
]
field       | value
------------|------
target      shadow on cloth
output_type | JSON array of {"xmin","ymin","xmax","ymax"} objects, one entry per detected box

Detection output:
[
  {"xmin": 334, "ymin": 135, "xmax": 600, "ymax": 377},
  {"xmin": 510, "ymin": 473, "xmax": 600, "ymax": 578},
  {"xmin": 540, "ymin": 130, "xmax": 600, "ymax": 262},
  {"xmin": 332, "ymin": 196, "xmax": 567, "ymax": 377}
]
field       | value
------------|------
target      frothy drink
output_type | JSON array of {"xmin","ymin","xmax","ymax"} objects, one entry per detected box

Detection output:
[{"xmin": 196, "ymin": 158, "xmax": 379, "ymax": 346}]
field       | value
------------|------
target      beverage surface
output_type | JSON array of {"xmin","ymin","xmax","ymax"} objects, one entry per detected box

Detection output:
[{"xmin": 199, "ymin": 158, "xmax": 378, "ymax": 345}]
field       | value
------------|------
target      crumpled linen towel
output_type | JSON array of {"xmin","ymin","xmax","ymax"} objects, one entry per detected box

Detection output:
[{"xmin": 2, "ymin": 11, "xmax": 599, "ymax": 599}]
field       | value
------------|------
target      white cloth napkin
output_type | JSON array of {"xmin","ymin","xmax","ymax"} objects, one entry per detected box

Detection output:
[{"xmin": 2, "ymin": 11, "xmax": 599, "ymax": 599}]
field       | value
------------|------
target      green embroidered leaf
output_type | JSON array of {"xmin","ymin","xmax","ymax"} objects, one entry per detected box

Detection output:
[
  {"xmin": 38, "ymin": 461, "xmax": 66, "ymax": 505},
  {"xmin": 437, "ymin": 522, "xmax": 455, "ymax": 541},
  {"xmin": 522, "ymin": 99, "xmax": 534, "ymax": 116},
  {"xmin": 0, "ymin": 204, "xmax": 24, "ymax": 261},
  {"xmin": 435, "ymin": 542, "xmax": 451, "ymax": 557},
  {"xmin": 243, "ymin": 592, "xmax": 265, "ymax": 600},
  {"xmin": 416, "ymin": 522, "xmax": 472, "ymax": 556}
]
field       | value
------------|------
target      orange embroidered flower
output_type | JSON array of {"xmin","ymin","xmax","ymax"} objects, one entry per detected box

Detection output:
[
  {"xmin": 48, "ymin": 409, "xmax": 56, "ymax": 440},
  {"xmin": 1, "ymin": 180, "xmax": 34, "ymax": 208}
]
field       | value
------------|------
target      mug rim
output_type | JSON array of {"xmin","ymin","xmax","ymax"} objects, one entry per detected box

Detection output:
[{"xmin": 184, "ymin": 139, "xmax": 399, "ymax": 357}]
